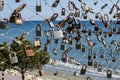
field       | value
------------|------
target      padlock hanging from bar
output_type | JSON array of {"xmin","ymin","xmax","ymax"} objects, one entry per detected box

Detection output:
[{"xmin": 36, "ymin": 0, "xmax": 41, "ymax": 12}]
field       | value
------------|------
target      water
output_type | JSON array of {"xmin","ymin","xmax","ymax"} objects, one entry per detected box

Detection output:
[{"xmin": 0, "ymin": 20, "xmax": 120, "ymax": 79}]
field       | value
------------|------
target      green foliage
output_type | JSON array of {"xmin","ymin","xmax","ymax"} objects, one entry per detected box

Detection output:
[{"xmin": 0, "ymin": 38, "xmax": 50, "ymax": 73}]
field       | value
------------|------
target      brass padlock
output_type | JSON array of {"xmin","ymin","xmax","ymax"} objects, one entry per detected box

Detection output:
[
  {"xmin": 36, "ymin": 0, "xmax": 41, "ymax": 12},
  {"xmin": 58, "ymin": 19, "xmax": 66, "ymax": 28},
  {"xmin": 0, "ymin": 0, "xmax": 4, "ymax": 11},
  {"xmin": 36, "ymin": 24, "xmax": 42, "ymax": 36},
  {"xmin": 116, "ymin": 11, "xmax": 120, "ymax": 17}
]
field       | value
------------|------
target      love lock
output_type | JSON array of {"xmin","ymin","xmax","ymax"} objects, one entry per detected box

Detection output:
[
  {"xmin": 0, "ymin": 18, "xmax": 8, "ymax": 29},
  {"xmin": 0, "ymin": 0, "xmax": 4, "ymax": 11},
  {"xmin": 36, "ymin": 0, "xmax": 41, "ymax": 12}
]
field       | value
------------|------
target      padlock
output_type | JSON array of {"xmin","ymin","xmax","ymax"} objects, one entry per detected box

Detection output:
[
  {"xmin": 96, "ymin": 35, "xmax": 102, "ymax": 42},
  {"xmin": 101, "ymin": 38, "xmax": 107, "ymax": 47},
  {"xmin": 89, "ymin": 18, "xmax": 96, "ymax": 25},
  {"xmin": 100, "ymin": 47, "xmax": 105, "ymax": 58},
  {"xmin": 9, "ymin": 12, "xmax": 22, "ymax": 25},
  {"xmin": 116, "ymin": 18, "xmax": 120, "ymax": 24},
  {"xmin": 116, "ymin": 10, "xmax": 120, "ymax": 17},
  {"xmin": 88, "ymin": 49, "xmax": 92, "ymax": 60},
  {"xmin": 94, "ymin": 61, "xmax": 98, "ymax": 68},
  {"xmin": 81, "ymin": 13, "xmax": 87, "ymax": 19},
  {"xmin": 94, "ymin": 25, "xmax": 99, "ymax": 32},
  {"xmin": 73, "ymin": 17, "xmax": 81, "ymax": 29},
  {"xmin": 61, "ymin": 8, "xmax": 65, "ymax": 16},
  {"xmin": 44, "ymin": 43, "xmax": 49, "ymax": 52},
  {"xmin": 58, "ymin": 19, "xmax": 66, "ymax": 28},
  {"xmin": 50, "ymin": 13, "xmax": 58, "ymax": 21},
  {"xmin": 88, "ymin": 59, "xmax": 92, "ymax": 66},
  {"xmin": 9, "ymin": 12, "xmax": 17, "ymax": 23},
  {"xmin": 82, "ymin": 24, "xmax": 86, "ymax": 33},
  {"xmin": 113, "ymin": 24, "xmax": 116, "ymax": 32},
  {"xmin": 68, "ymin": 1, "xmax": 75, "ymax": 11},
  {"xmin": 66, "ymin": 13, "xmax": 74, "ymax": 24},
  {"xmin": 0, "ymin": 0, "xmax": 4, "ymax": 11},
  {"xmin": 48, "ymin": 19, "xmax": 55, "ymax": 28},
  {"xmin": 44, "ymin": 30, "xmax": 49, "ymax": 37},
  {"xmin": 53, "ymin": 26, "xmax": 64, "ymax": 39},
  {"xmin": 53, "ymin": 48, "xmax": 58, "ymax": 55},
  {"xmin": 0, "ymin": 18, "xmax": 9, "ymax": 29},
  {"xmin": 80, "ymin": 64, "xmax": 87, "ymax": 75},
  {"xmin": 76, "ymin": 41, "xmax": 82, "ymax": 50},
  {"xmin": 61, "ymin": 43, "xmax": 66, "ymax": 50},
  {"xmin": 34, "ymin": 38, "xmax": 41, "ymax": 48},
  {"xmin": 108, "ymin": 28, "xmax": 113, "ymax": 37},
  {"xmin": 95, "ymin": 12, "xmax": 99, "ymax": 19},
  {"xmin": 93, "ymin": 53, "xmax": 97, "ymax": 59},
  {"xmin": 24, "ymin": 45, "xmax": 34, "ymax": 57},
  {"xmin": 102, "ymin": 14, "xmax": 110, "ymax": 28},
  {"xmin": 55, "ymin": 39, "xmax": 59, "ymax": 44},
  {"xmin": 86, "ymin": 35, "xmax": 93, "ymax": 46},
  {"xmin": 94, "ymin": 0, "xmax": 98, "ymax": 5},
  {"xmin": 36, "ymin": 24, "xmax": 42, "ymax": 36},
  {"xmin": 112, "ymin": 56, "xmax": 116, "ymax": 62},
  {"xmin": 47, "ymin": 36, "xmax": 52, "ymax": 44},
  {"xmin": 16, "ymin": 0, "xmax": 20, "ymax": 2},
  {"xmin": 98, "ymin": 64, "xmax": 102, "ymax": 72},
  {"xmin": 88, "ymin": 29, "xmax": 92, "ymax": 36},
  {"xmin": 39, "ymin": 70, "xmax": 44, "ymax": 76},
  {"xmin": 9, "ymin": 52, "xmax": 18, "ymax": 64},
  {"xmin": 107, "ymin": 70, "xmax": 112, "ymax": 78},
  {"xmin": 52, "ymin": 0, "xmax": 60, "ymax": 7},
  {"xmin": 82, "ymin": 45, "xmax": 86, "ymax": 52},
  {"xmin": 74, "ymin": 8, "xmax": 80, "ymax": 17},
  {"xmin": 61, "ymin": 53, "xmax": 68, "ymax": 63},
  {"xmin": 36, "ymin": 0, "xmax": 41, "ymax": 12},
  {"xmin": 52, "ymin": 59, "xmax": 57, "ymax": 66},
  {"xmin": 20, "ymin": 32, "xmax": 27, "ymax": 41},
  {"xmin": 67, "ymin": 24, "xmax": 75, "ymax": 34},
  {"xmin": 86, "ymin": 76, "xmax": 92, "ymax": 80}
]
